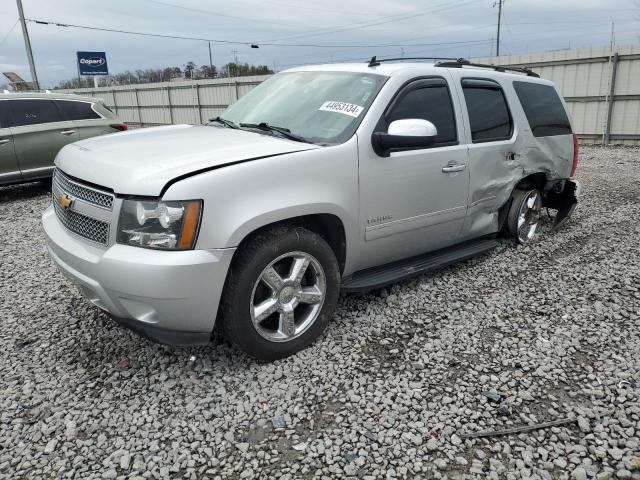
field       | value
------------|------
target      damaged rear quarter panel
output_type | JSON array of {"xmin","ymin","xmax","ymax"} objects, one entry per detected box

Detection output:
[{"xmin": 452, "ymin": 72, "xmax": 574, "ymax": 240}]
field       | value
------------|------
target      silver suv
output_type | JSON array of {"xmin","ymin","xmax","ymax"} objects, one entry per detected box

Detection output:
[{"xmin": 42, "ymin": 59, "xmax": 579, "ymax": 360}]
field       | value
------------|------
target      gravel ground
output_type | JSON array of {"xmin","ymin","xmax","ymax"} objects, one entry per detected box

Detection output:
[{"xmin": 1, "ymin": 146, "xmax": 639, "ymax": 480}]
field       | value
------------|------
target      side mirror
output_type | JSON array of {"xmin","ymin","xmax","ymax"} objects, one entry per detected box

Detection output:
[{"xmin": 372, "ymin": 119, "xmax": 438, "ymax": 156}]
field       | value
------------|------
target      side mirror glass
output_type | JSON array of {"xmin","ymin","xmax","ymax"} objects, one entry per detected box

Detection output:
[{"xmin": 372, "ymin": 119, "xmax": 438, "ymax": 156}]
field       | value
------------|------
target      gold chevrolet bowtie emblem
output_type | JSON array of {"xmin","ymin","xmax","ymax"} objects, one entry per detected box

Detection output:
[{"xmin": 57, "ymin": 193, "xmax": 73, "ymax": 210}]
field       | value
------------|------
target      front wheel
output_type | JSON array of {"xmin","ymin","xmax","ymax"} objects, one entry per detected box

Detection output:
[
  {"xmin": 507, "ymin": 188, "xmax": 543, "ymax": 244},
  {"xmin": 219, "ymin": 225, "xmax": 340, "ymax": 360}
]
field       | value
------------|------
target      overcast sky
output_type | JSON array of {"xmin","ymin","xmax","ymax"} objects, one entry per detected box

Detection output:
[{"xmin": 1, "ymin": 0, "xmax": 638, "ymax": 87}]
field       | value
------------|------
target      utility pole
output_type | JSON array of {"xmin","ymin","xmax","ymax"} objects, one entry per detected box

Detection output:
[
  {"xmin": 494, "ymin": 0, "xmax": 504, "ymax": 57},
  {"xmin": 208, "ymin": 42, "xmax": 214, "ymax": 78},
  {"xmin": 231, "ymin": 49, "xmax": 238, "ymax": 78},
  {"xmin": 16, "ymin": 0, "xmax": 39, "ymax": 90}
]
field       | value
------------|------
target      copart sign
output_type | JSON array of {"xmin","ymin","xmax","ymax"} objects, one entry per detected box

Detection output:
[{"xmin": 77, "ymin": 51, "xmax": 109, "ymax": 76}]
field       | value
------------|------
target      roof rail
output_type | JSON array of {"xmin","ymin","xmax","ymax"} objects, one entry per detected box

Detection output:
[
  {"xmin": 434, "ymin": 58, "xmax": 539, "ymax": 77},
  {"xmin": 367, "ymin": 55, "xmax": 462, "ymax": 67}
]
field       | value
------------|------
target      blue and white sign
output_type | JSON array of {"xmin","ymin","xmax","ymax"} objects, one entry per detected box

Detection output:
[{"xmin": 77, "ymin": 51, "xmax": 109, "ymax": 75}]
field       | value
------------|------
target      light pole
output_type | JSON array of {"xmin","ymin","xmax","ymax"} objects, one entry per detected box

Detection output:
[{"xmin": 16, "ymin": 0, "xmax": 39, "ymax": 90}]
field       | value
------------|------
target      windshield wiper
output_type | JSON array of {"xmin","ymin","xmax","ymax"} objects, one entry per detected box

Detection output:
[
  {"xmin": 209, "ymin": 116, "xmax": 238, "ymax": 129},
  {"xmin": 239, "ymin": 122, "xmax": 312, "ymax": 144}
]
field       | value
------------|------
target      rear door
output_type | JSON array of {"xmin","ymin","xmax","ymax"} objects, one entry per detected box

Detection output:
[
  {"xmin": 55, "ymin": 99, "xmax": 113, "ymax": 139},
  {"xmin": 7, "ymin": 98, "xmax": 80, "ymax": 180},
  {"xmin": 451, "ymin": 75, "xmax": 517, "ymax": 240},
  {"xmin": 0, "ymin": 101, "xmax": 19, "ymax": 183}
]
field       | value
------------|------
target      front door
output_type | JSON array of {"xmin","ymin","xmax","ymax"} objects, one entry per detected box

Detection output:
[
  {"xmin": 7, "ymin": 99, "xmax": 80, "ymax": 180},
  {"xmin": 357, "ymin": 76, "xmax": 470, "ymax": 270}
]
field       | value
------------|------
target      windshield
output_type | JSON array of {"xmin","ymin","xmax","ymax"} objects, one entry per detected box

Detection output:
[{"xmin": 219, "ymin": 71, "xmax": 387, "ymax": 144}]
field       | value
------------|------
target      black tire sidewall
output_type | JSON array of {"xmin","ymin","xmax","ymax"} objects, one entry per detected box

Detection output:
[
  {"xmin": 507, "ymin": 188, "xmax": 540, "ymax": 243},
  {"xmin": 220, "ymin": 226, "xmax": 340, "ymax": 360}
]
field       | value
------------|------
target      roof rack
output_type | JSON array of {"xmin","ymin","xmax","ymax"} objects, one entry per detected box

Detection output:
[
  {"xmin": 434, "ymin": 58, "xmax": 539, "ymax": 77},
  {"xmin": 367, "ymin": 55, "xmax": 461, "ymax": 67}
]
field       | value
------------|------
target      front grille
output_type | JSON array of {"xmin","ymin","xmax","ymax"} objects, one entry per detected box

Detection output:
[
  {"xmin": 53, "ymin": 169, "xmax": 114, "ymax": 210},
  {"xmin": 53, "ymin": 201, "xmax": 110, "ymax": 245}
]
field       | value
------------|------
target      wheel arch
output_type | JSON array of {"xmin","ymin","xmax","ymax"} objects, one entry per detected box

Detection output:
[{"xmin": 231, "ymin": 212, "xmax": 348, "ymax": 275}]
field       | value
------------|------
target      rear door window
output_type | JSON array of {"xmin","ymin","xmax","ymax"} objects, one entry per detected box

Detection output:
[
  {"xmin": 385, "ymin": 78, "xmax": 457, "ymax": 146},
  {"xmin": 462, "ymin": 79, "xmax": 513, "ymax": 143},
  {"xmin": 6, "ymin": 99, "xmax": 63, "ymax": 127},
  {"xmin": 55, "ymin": 100, "xmax": 101, "ymax": 121},
  {"xmin": 513, "ymin": 81, "xmax": 572, "ymax": 137}
]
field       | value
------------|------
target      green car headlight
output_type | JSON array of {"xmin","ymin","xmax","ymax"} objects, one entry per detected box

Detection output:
[{"xmin": 117, "ymin": 199, "xmax": 202, "ymax": 250}]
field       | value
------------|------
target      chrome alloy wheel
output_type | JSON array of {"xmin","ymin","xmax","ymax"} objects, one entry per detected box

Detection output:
[
  {"xmin": 517, "ymin": 190, "xmax": 543, "ymax": 243},
  {"xmin": 250, "ymin": 251, "xmax": 326, "ymax": 342}
]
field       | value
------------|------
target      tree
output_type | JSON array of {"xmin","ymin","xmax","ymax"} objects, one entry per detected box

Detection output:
[
  {"xmin": 53, "ymin": 62, "xmax": 272, "ymax": 89},
  {"xmin": 200, "ymin": 64, "xmax": 217, "ymax": 78},
  {"xmin": 184, "ymin": 61, "xmax": 197, "ymax": 79}
]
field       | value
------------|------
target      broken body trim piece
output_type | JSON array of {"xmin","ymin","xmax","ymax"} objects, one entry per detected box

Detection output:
[{"xmin": 544, "ymin": 179, "xmax": 580, "ymax": 230}]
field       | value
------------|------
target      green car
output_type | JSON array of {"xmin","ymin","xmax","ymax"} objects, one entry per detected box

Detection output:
[{"xmin": 0, "ymin": 92, "xmax": 126, "ymax": 186}]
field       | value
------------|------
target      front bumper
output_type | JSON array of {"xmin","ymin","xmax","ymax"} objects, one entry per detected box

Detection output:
[{"xmin": 42, "ymin": 205, "xmax": 235, "ymax": 345}]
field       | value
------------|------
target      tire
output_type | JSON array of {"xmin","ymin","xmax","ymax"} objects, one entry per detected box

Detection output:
[
  {"xmin": 219, "ymin": 225, "xmax": 340, "ymax": 360},
  {"xmin": 506, "ymin": 188, "xmax": 543, "ymax": 244}
]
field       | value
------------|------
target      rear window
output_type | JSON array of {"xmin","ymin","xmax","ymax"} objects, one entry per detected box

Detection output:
[
  {"xmin": 55, "ymin": 100, "xmax": 101, "ymax": 121},
  {"xmin": 462, "ymin": 79, "xmax": 513, "ymax": 143},
  {"xmin": 513, "ymin": 81, "xmax": 572, "ymax": 137},
  {"xmin": 6, "ymin": 99, "xmax": 63, "ymax": 127}
]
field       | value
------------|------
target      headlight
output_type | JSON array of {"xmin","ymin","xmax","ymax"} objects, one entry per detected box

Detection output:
[{"xmin": 117, "ymin": 199, "xmax": 202, "ymax": 250}]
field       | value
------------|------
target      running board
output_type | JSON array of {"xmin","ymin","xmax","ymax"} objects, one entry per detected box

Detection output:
[{"xmin": 341, "ymin": 238, "xmax": 499, "ymax": 292}]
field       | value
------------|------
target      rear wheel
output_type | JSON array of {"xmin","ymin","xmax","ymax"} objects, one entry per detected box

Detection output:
[
  {"xmin": 507, "ymin": 188, "xmax": 542, "ymax": 244},
  {"xmin": 219, "ymin": 225, "xmax": 340, "ymax": 360}
]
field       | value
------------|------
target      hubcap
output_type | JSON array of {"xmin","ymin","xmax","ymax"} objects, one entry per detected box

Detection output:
[
  {"xmin": 517, "ymin": 190, "xmax": 542, "ymax": 243},
  {"xmin": 250, "ymin": 251, "xmax": 326, "ymax": 342}
]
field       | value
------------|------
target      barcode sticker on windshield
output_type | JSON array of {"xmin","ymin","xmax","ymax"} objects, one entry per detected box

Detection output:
[{"xmin": 319, "ymin": 101, "xmax": 364, "ymax": 118}]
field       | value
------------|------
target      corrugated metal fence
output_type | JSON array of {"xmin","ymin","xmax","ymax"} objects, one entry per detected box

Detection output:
[
  {"xmin": 61, "ymin": 75, "xmax": 271, "ymax": 128},
  {"xmin": 62, "ymin": 45, "xmax": 640, "ymax": 144}
]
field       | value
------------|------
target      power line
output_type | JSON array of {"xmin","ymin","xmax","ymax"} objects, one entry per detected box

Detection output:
[
  {"xmin": 137, "ymin": 0, "xmax": 320, "ymax": 29},
  {"xmin": 26, "ymin": 18, "xmax": 492, "ymax": 49},
  {"xmin": 258, "ymin": 0, "xmax": 484, "ymax": 43},
  {"xmin": 0, "ymin": 19, "xmax": 19, "ymax": 49},
  {"xmin": 278, "ymin": 39, "xmax": 495, "ymax": 69}
]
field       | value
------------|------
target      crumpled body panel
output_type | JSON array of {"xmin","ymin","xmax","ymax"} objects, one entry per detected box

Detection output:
[{"xmin": 460, "ymin": 132, "xmax": 575, "ymax": 240}]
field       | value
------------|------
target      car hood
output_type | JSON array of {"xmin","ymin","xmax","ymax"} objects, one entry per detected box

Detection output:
[{"xmin": 55, "ymin": 124, "xmax": 319, "ymax": 196}]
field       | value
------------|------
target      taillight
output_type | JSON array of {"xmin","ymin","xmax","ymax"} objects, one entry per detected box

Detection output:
[
  {"xmin": 110, "ymin": 123, "xmax": 128, "ymax": 131},
  {"xmin": 571, "ymin": 133, "xmax": 579, "ymax": 176}
]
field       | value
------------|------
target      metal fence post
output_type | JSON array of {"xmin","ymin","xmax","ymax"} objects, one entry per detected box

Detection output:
[
  {"xmin": 133, "ymin": 87, "xmax": 142, "ymax": 128},
  {"xmin": 166, "ymin": 86, "xmax": 174, "ymax": 125},
  {"xmin": 112, "ymin": 90, "xmax": 118, "ymax": 115},
  {"xmin": 195, "ymin": 83, "xmax": 203, "ymax": 124},
  {"xmin": 603, "ymin": 52, "xmax": 619, "ymax": 145}
]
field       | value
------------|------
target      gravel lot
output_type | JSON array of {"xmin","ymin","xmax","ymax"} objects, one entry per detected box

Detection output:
[{"xmin": 1, "ymin": 146, "xmax": 639, "ymax": 480}]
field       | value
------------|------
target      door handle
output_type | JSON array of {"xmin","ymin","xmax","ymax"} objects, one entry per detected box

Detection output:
[
  {"xmin": 442, "ymin": 163, "xmax": 466, "ymax": 173},
  {"xmin": 0, "ymin": 139, "xmax": 11, "ymax": 145},
  {"xmin": 60, "ymin": 130, "xmax": 76, "ymax": 135}
]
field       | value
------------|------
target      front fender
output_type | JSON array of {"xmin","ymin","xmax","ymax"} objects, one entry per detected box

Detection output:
[{"xmin": 161, "ymin": 138, "xmax": 360, "ymax": 253}]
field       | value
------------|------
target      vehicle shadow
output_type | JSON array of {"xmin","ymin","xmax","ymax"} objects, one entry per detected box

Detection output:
[{"xmin": 0, "ymin": 181, "xmax": 51, "ymax": 203}]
